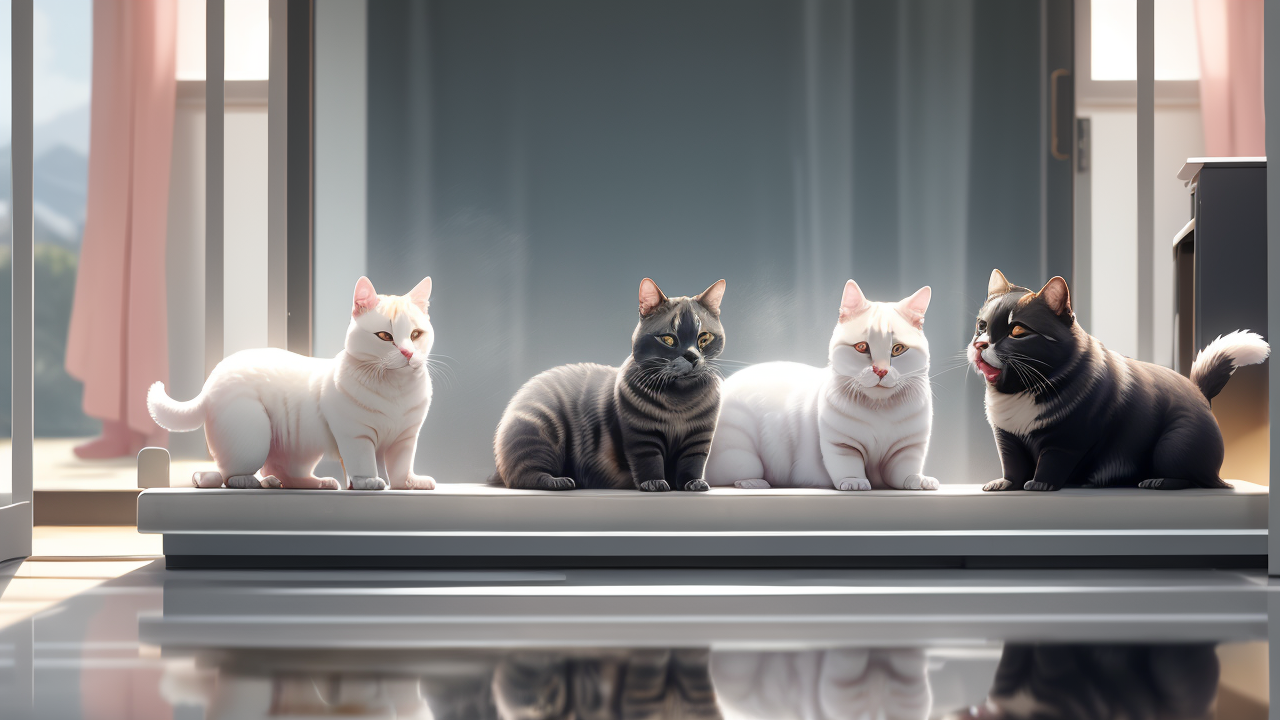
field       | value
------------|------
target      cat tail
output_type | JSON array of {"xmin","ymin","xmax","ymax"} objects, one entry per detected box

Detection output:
[
  {"xmin": 1190, "ymin": 330, "xmax": 1271, "ymax": 401},
  {"xmin": 146, "ymin": 381, "xmax": 207, "ymax": 432},
  {"xmin": 486, "ymin": 471, "xmax": 504, "ymax": 487}
]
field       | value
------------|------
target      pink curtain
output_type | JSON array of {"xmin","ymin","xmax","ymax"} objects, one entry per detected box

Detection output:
[
  {"xmin": 1195, "ymin": 0, "xmax": 1265, "ymax": 156},
  {"xmin": 66, "ymin": 0, "xmax": 178, "ymax": 443}
]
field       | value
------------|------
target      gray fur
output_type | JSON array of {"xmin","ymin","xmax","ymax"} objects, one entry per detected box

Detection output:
[
  {"xmin": 494, "ymin": 281, "xmax": 725, "ymax": 492},
  {"xmin": 492, "ymin": 649, "xmax": 722, "ymax": 720}
]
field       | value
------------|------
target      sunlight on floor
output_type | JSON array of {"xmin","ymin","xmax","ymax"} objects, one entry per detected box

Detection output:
[
  {"xmin": 0, "ymin": 526, "xmax": 161, "ymax": 630},
  {"xmin": 0, "ymin": 438, "xmax": 209, "ymax": 490}
]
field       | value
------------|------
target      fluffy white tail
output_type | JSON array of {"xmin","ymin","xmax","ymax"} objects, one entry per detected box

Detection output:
[
  {"xmin": 147, "ymin": 381, "xmax": 207, "ymax": 432},
  {"xmin": 1190, "ymin": 330, "xmax": 1270, "ymax": 401}
]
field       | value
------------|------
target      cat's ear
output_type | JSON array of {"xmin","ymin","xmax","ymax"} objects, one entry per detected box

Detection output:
[
  {"xmin": 838, "ymin": 280, "xmax": 868, "ymax": 323},
  {"xmin": 353, "ymin": 276, "xmax": 379, "ymax": 316},
  {"xmin": 896, "ymin": 286, "xmax": 931, "ymax": 329},
  {"xmin": 408, "ymin": 276, "xmax": 432, "ymax": 312},
  {"xmin": 638, "ymin": 278, "xmax": 668, "ymax": 317},
  {"xmin": 988, "ymin": 268, "xmax": 1012, "ymax": 298},
  {"xmin": 695, "ymin": 279, "xmax": 727, "ymax": 316},
  {"xmin": 1037, "ymin": 276, "xmax": 1072, "ymax": 317}
]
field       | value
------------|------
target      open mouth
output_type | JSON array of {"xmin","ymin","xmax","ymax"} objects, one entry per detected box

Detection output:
[{"xmin": 973, "ymin": 355, "xmax": 1002, "ymax": 383}]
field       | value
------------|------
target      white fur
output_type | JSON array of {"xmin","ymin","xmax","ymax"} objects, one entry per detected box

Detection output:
[
  {"xmin": 705, "ymin": 282, "xmax": 936, "ymax": 491},
  {"xmin": 983, "ymin": 389, "xmax": 1044, "ymax": 437},
  {"xmin": 710, "ymin": 649, "xmax": 932, "ymax": 720},
  {"xmin": 1191, "ymin": 329, "xmax": 1271, "ymax": 377},
  {"xmin": 147, "ymin": 276, "xmax": 437, "ymax": 490}
]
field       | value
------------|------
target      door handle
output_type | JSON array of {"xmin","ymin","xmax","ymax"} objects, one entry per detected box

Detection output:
[{"xmin": 1050, "ymin": 68, "xmax": 1071, "ymax": 161}]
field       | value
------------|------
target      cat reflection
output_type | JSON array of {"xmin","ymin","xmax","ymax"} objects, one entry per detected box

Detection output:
[
  {"xmin": 492, "ymin": 649, "xmax": 721, "ymax": 720},
  {"xmin": 202, "ymin": 675, "xmax": 435, "ymax": 719},
  {"xmin": 710, "ymin": 649, "xmax": 932, "ymax": 720},
  {"xmin": 947, "ymin": 644, "xmax": 1219, "ymax": 720}
]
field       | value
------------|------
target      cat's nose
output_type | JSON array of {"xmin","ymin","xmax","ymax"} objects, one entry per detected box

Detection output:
[
  {"xmin": 973, "ymin": 340, "xmax": 989, "ymax": 351},
  {"xmin": 872, "ymin": 365, "xmax": 888, "ymax": 379},
  {"xmin": 400, "ymin": 347, "xmax": 414, "ymax": 360},
  {"xmin": 683, "ymin": 349, "xmax": 701, "ymax": 364}
]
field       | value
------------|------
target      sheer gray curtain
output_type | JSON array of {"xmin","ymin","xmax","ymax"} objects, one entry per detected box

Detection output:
[{"xmin": 361, "ymin": 0, "xmax": 1059, "ymax": 483}]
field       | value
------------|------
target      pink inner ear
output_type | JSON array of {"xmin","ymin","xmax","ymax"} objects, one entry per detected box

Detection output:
[
  {"xmin": 897, "ymin": 286, "xmax": 931, "ymax": 328},
  {"xmin": 409, "ymin": 277, "xmax": 432, "ymax": 311},
  {"xmin": 353, "ymin": 277, "xmax": 378, "ymax": 315},
  {"xmin": 838, "ymin": 281, "xmax": 867, "ymax": 323}
]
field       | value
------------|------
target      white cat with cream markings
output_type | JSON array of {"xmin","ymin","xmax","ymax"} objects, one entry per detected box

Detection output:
[
  {"xmin": 147, "ymin": 276, "xmax": 437, "ymax": 491},
  {"xmin": 705, "ymin": 280, "xmax": 936, "ymax": 491}
]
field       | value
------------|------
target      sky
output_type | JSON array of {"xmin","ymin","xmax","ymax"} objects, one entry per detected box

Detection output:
[{"xmin": 0, "ymin": 0, "xmax": 93, "ymax": 151}]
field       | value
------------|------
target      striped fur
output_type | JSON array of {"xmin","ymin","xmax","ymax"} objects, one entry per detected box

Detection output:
[
  {"xmin": 971, "ymin": 270, "xmax": 1267, "ymax": 492},
  {"xmin": 492, "ymin": 650, "xmax": 722, "ymax": 720},
  {"xmin": 494, "ymin": 279, "xmax": 725, "ymax": 491}
]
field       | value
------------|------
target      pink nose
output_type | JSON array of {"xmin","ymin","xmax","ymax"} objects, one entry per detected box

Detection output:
[
  {"xmin": 400, "ymin": 347, "xmax": 414, "ymax": 360},
  {"xmin": 973, "ymin": 340, "xmax": 989, "ymax": 351},
  {"xmin": 872, "ymin": 366, "xmax": 888, "ymax": 379}
]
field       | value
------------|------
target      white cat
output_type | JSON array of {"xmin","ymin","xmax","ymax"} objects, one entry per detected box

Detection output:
[
  {"xmin": 147, "ymin": 276, "xmax": 437, "ymax": 491},
  {"xmin": 704, "ymin": 280, "xmax": 936, "ymax": 491},
  {"xmin": 710, "ymin": 649, "xmax": 932, "ymax": 720}
]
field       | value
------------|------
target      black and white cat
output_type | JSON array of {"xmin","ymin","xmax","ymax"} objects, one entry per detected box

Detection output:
[{"xmin": 969, "ymin": 269, "xmax": 1268, "ymax": 491}]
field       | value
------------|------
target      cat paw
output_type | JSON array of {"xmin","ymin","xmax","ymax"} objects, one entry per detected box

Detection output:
[
  {"xmin": 835, "ymin": 478, "xmax": 872, "ymax": 491},
  {"xmin": 902, "ymin": 474, "xmax": 940, "ymax": 491},
  {"xmin": 983, "ymin": 478, "xmax": 1016, "ymax": 491},
  {"xmin": 226, "ymin": 474, "xmax": 263, "ymax": 489},
  {"xmin": 682, "ymin": 479, "xmax": 710, "ymax": 492},
  {"xmin": 259, "ymin": 475, "xmax": 283, "ymax": 489},
  {"xmin": 315, "ymin": 477, "xmax": 341, "ymax": 490},
  {"xmin": 350, "ymin": 476, "xmax": 388, "ymax": 491},
  {"xmin": 394, "ymin": 474, "xmax": 436, "ymax": 490},
  {"xmin": 192, "ymin": 471, "xmax": 223, "ymax": 488},
  {"xmin": 734, "ymin": 479, "xmax": 771, "ymax": 489},
  {"xmin": 537, "ymin": 476, "xmax": 576, "ymax": 491},
  {"xmin": 1022, "ymin": 480, "xmax": 1059, "ymax": 492},
  {"xmin": 639, "ymin": 479, "xmax": 671, "ymax": 492}
]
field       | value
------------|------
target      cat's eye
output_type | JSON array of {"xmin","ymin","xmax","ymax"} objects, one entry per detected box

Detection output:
[
  {"xmin": 1010, "ymin": 325, "xmax": 1029, "ymax": 338},
  {"xmin": 658, "ymin": 335, "xmax": 677, "ymax": 347},
  {"xmin": 891, "ymin": 343, "xmax": 908, "ymax": 357},
  {"xmin": 375, "ymin": 331, "xmax": 394, "ymax": 342},
  {"xmin": 410, "ymin": 329, "xmax": 424, "ymax": 341},
  {"xmin": 697, "ymin": 332, "xmax": 714, "ymax": 348},
  {"xmin": 853, "ymin": 342, "xmax": 869, "ymax": 354},
  {"xmin": 977, "ymin": 319, "xmax": 987, "ymax": 333}
]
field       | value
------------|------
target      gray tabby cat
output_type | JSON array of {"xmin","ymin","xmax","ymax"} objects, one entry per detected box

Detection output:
[
  {"xmin": 494, "ymin": 278, "xmax": 726, "ymax": 492},
  {"xmin": 491, "ymin": 649, "xmax": 723, "ymax": 720}
]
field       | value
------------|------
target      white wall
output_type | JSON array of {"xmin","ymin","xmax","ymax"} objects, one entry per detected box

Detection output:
[
  {"xmin": 222, "ymin": 108, "xmax": 271, "ymax": 355},
  {"xmin": 164, "ymin": 90, "xmax": 270, "ymax": 460},
  {"xmin": 1078, "ymin": 104, "xmax": 1204, "ymax": 366}
]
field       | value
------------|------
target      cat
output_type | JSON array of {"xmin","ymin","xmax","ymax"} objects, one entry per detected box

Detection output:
[
  {"xmin": 710, "ymin": 649, "xmax": 932, "ymax": 720},
  {"xmin": 491, "ymin": 649, "xmax": 722, "ymax": 720},
  {"xmin": 147, "ymin": 276, "xmax": 438, "ymax": 491},
  {"xmin": 970, "ymin": 269, "xmax": 1269, "ymax": 491},
  {"xmin": 946, "ymin": 644, "xmax": 1219, "ymax": 720},
  {"xmin": 704, "ymin": 280, "xmax": 937, "ymax": 491},
  {"xmin": 493, "ymin": 278, "xmax": 725, "ymax": 492}
]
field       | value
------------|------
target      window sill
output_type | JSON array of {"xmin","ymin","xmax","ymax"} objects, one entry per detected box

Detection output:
[{"xmin": 137, "ymin": 482, "xmax": 1267, "ymax": 568}]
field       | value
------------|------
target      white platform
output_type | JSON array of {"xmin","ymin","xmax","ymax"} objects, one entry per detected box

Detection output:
[{"xmin": 137, "ymin": 482, "xmax": 1269, "ymax": 568}]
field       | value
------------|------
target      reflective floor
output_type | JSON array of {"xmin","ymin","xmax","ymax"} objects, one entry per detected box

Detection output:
[{"xmin": 0, "ymin": 559, "xmax": 1272, "ymax": 719}]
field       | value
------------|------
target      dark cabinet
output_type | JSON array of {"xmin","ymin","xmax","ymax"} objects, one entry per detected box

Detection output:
[{"xmin": 1174, "ymin": 158, "xmax": 1267, "ymax": 484}]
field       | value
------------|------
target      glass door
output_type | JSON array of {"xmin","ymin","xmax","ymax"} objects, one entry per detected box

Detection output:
[{"xmin": 1, "ymin": 0, "xmax": 33, "ymax": 565}]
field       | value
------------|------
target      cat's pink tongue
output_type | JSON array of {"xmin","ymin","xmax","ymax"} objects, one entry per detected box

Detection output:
[{"xmin": 975, "ymin": 357, "xmax": 1002, "ymax": 383}]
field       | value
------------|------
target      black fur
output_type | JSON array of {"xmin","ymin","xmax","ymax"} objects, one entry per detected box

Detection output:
[
  {"xmin": 982, "ymin": 644, "xmax": 1219, "ymax": 720},
  {"xmin": 494, "ymin": 280, "xmax": 725, "ymax": 491},
  {"xmin": 972, "ymin": 273, "xmax": 1237, "ymax": 491}
]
